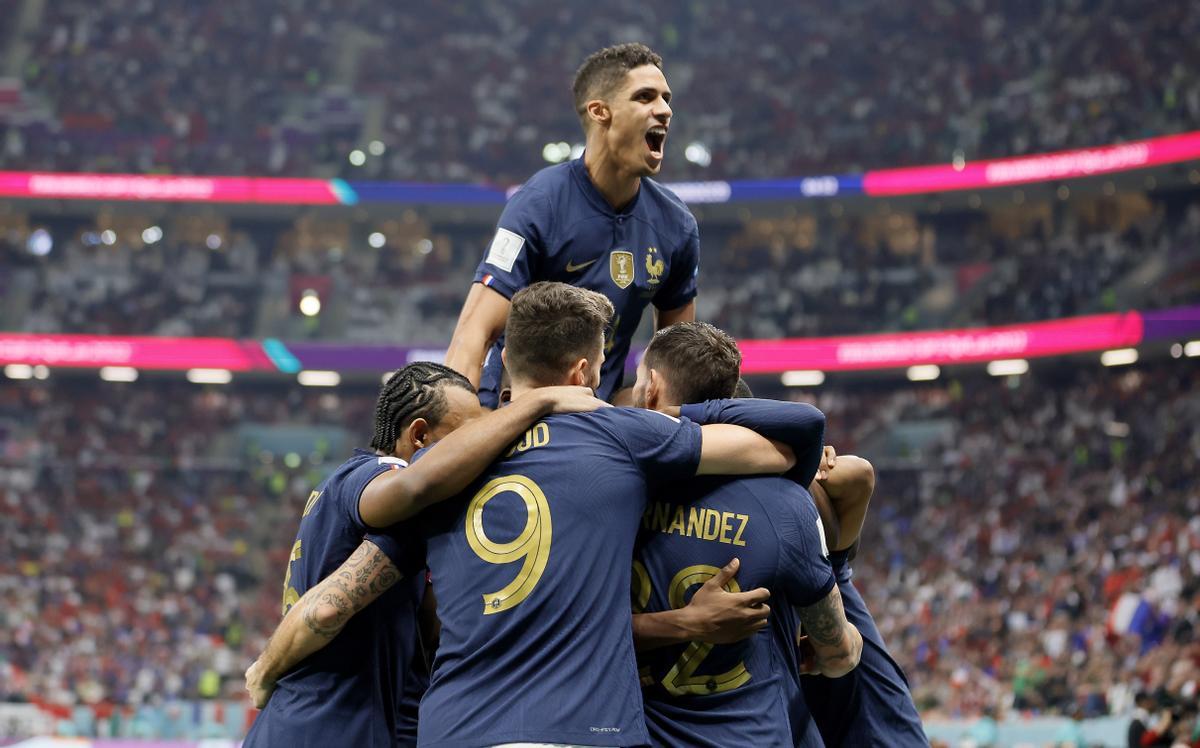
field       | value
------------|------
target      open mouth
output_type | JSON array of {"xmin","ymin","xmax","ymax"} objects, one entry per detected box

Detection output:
[{"xmin": 645, "ymin": 127, "xmax": 667, "ymax": 157}]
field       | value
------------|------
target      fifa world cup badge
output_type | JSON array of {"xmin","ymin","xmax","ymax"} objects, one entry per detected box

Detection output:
[{"xmin": 610, "ymin": 250, "xmax": 635, "ymax": 288}]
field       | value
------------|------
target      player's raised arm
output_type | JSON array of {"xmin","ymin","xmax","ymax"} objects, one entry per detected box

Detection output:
[
  {"xmin": 245, "ymin": 539, "xmax": 401, "ymax": 708},
  {"xmin": 809, "ymin": 448, "xmax": 876, "ymax": 552},
  {"xmin": 359, "ymin": 386, "xmax": 607, "ymax": 528},
  {"xmin": 796, "ymin": 585, "xmax": 863, "ymax": 678},
  {"xmin": 681, "ymin": 398, "xmax": 826, "ymax": 484},
  {"xmin": 696, "ymin": 423, "xmax": 796, "ymax": 475},
  {"xmin": 444, "ymin": 283, "xmax": 511, "ymax": 389}
]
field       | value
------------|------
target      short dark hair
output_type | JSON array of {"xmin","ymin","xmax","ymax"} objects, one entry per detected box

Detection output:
[
  {"xmin": 572, "ymin": 43, "xmax": 663, "ymax": 128},
  {"xmin": 370, "ymin": 362, "xmax": 475, "ymax": 452},
  {"xmin": 644, "ymin": 322, "xmax": 741, "ymax": 404},
  {"xmin": 505, "ymin": 282, "xmax": 614, "ymax": 385}
]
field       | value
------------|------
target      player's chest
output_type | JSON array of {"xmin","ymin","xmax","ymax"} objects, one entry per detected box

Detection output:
[{"xmin": 548, "ymin": 222, "xmax": 670, "ymax": 303}]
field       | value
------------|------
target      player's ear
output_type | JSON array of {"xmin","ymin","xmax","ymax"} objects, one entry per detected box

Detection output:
[
  {"xmin": 567, "ymin": 357, "xmax": 589, "ymax": 386},
  {"xmin": 644, "ymin": 368, "xmax": 663, "ymax": 411},
  {"xmin": 586, "ymin": 99, "xmax": 610, "ymax": 128},
  {"xmin": 405, "ymin": 417, "xmax": 431, "ymax": 453}
]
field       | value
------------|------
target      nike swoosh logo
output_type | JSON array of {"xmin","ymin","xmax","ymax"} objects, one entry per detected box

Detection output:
[{"xmin": 565, "ymin": 258, "xmax": 599, "ymax": 272}]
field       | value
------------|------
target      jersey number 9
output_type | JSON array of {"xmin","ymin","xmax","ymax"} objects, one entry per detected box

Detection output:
[{"xmin": 465, "ymin": 475, "xmax": 552, "ymax": 614}]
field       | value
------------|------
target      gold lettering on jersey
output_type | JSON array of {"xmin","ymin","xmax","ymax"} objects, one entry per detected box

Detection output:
[
  {"xmin": 301, "ymin": 490, "xmax": 322, "ymax": 518},
  {"xmin": 643, "ymin": 501, "xmax": 749, "ymax": 547},
  {"xmin": 504, "ymin": 422, "xmax": 551, "ymax": 457},
  {"xmin": 610, "ymin": 250, "xmax": 635, "ymax": 289},
  {"xmin": 644, "ymin": 247, "xmax": 664, "ymax": 285}
]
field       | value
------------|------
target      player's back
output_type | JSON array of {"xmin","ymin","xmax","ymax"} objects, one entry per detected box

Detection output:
[
  {"xmin": 244, "ymin": 450, "xmax": 425, "ymax": 748},
  {"xmin": 418, "ymin": 407, "xmax": 702, "ymax": 748},
  {"xmin": 801, "ymin": 552, "xmax": 929, "ymax": 747},
  {"xmin": 635, "ymin": 475, "xmax": 834, "ymax": 748}
]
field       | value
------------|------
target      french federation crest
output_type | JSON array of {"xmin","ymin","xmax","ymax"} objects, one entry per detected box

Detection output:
[
  {"xmin": 610, "ymin": 250, "xmax": 635, "ymax": 289},
  {"xmin": 645, "ymin": 247, "xmax": 664, "ymax": 285}
]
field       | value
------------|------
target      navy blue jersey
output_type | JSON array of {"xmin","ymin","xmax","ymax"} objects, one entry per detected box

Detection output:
[
  {"xmin": 801, "ymin": 551, "xmax": 928, "ymax": 748},
  {"xmin": 635, "ymin": 476, "xmax": 835, "ymax": 748},
  {"xmin": 472, "ymin": 158, "xmax": 700, "ymax": 406},
  {"xmin": 416, "ymin": 407, "xmax": 703, "ymax": 747},
  {"xmin": 244, "ymin": 450, "xmax": 426, "ymax": 748}
]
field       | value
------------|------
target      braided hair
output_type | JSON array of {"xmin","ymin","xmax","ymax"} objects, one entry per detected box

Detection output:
[{"xmin": 370, "ymin": 362, "xmax": 475, "ymax": 453}]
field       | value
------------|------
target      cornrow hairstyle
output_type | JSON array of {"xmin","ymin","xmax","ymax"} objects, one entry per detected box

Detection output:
[{"xmin": 370, "ymin": 362, "xmax": 475, "ymax": 453}]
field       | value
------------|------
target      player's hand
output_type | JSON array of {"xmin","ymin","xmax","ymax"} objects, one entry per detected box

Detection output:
[
  {"xmin": 816, "ymin": 445, "xmax": 837, "ymax": 481},
  {"xmin": 681, "ymin": 558, "xmax": 770, "ymax": 644},
  {"xmin": 530, "ymin": 385, "xmax": 611, "ymax": 414},
  {"xmin": 244, "ymin": 659, "xmax": 276, "ymax": 709}
]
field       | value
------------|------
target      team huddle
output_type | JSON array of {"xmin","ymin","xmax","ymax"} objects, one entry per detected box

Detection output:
[{"xmin": 241, "ymin": 44, "xmax": 928, "ymax": 747}]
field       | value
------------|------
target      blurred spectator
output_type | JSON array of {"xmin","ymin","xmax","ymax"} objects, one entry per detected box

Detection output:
[{"xmin": 2, "ymin": 0, "xmax": 1198, "ymax": 182}]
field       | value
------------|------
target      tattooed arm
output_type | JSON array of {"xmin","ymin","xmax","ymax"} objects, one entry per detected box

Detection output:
[
  {"xmin": 796, "ymin": 585, "xmax": 863, "ymax": 678},
  {"xmin": 245, "ymin": 540, "xmax": 401, "ymax": 708}
]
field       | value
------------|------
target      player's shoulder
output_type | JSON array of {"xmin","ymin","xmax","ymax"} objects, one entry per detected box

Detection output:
[
  {"xmin": 326, "ymin": 449, "xmax": 405, "ymax": 493},
  {"xmin": 546, "ymin": 407, "xmax": 690, "ymax": 441},
  {"xmin": 518, "ymin": 161, "xmax": 574, "ymax": 195},
  {"xmin": 640, "ymin": 177, "xmax": 699, "ymax": 234}
]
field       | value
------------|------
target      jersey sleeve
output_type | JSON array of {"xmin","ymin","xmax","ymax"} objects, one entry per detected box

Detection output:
[
  {"xmin": 773, "ymin": 496, "xmax": 836, "ymax": 608},
  {"xmin": 596, "ymin": 408, "xmax": 702, "ymax": 483},
  {"xmin": 363, "ymin": 525, "xmax": 426, "ymax": 578},
  {"xmin": 653, "ymin": 222, "xmax": 699, "ymax": 311},
  {"xmin": 471, "ymin": 186, "xmax": 553, "ymax": 299},
  {"xmin": 338, "ymin": 459, "xmax": 425, "ymax": 573},
  {"xmin": 680, "ymin": 398, "xmax": 826, "ymax": 484}
]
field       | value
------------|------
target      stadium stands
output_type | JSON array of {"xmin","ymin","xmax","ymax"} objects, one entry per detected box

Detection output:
[
  {"xmin": 3, "ymin": 188, "xmax": 1196, "ymax": 341},
  {"xmin": 1, "ymin": 358, "xmax": 1196, "ymax": 729},
  {"xmin": 2, "ymin": 1, "xmax": 1198, "ymax": 181}
]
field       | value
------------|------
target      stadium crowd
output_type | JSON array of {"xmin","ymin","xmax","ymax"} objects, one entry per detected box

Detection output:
[
  {"xmin": 1, "ymin": 357, "xmax": 1197, "ymax": 729},
  {"xmin": 2, "ymin": 0, "xmax": 1198, "ymax": 181},
  {"xmin": 2, "ymin": 189, "xmax": 1195, "ymax": 342}
]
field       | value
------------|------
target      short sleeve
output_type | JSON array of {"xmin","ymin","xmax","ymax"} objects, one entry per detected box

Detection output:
[
  {"xmin": 364, "ymin": 525, "xmax": 426, "ymax": 578},
  {"xmin": 653, "ymin": 223, "xmax": 699, "ymax": 311},
  {"xmin": 343, "ymin": 458, "xmax": 408, "ymax": 534},
  {"xmin": 471, "ymin": 186, "xmax": 553, "ymax": 299},
  {"xmin": 597, "ymin": 408, "xmax": 702, "ymax": 483},
  {"xmin": 774, "ymin": 497, "xmax": 836, "ymax": 608}
]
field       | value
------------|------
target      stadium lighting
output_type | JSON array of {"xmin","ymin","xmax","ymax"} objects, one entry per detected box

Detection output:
[
  {"xmin": 348, "ymin": 149, "xmax": 366, "ymax": 166},
  {"xmin": 1184, "ymin": 340, "xmax": 1200, "ymax": 357},
  {"xmin": 368, "ymin": 232, "xmax": 386, "ymax": 249},
  {"xmin": 570, "ymin": 143, "xmax": 585, "ymax": 159},
  {"xmin": 298, "ymin": 370, "xmax": 341, "ymax": 387},
  {"xmin": 684, "ymin": 142, "xmax": 712, "ymax": 167},
  {"xmin": 417, "ymin": 238, "xmax": 433, "ymax": 254},
  {"xmin": 542, "ymin": 142, "xmax": 571, "ymax": 163},
  {"xmin": 299, "ymin": 290, "xmax": 321, "ymax": 317},
  {"xmin": 206, "ymin": 234, "xmax": 222, "ymax": 250},
  {"xmin": 986, "ymin": 359, "xmax": 1029, "ymax": 377},
  {"xmin": 906, "ymin": 364, "xmax": 941, "ymax": 382},
  {"xmin": 99, "ymin": 366, "xmax": 139, "ymax": 382},
  {"xmin": 1100, "ymin": 348, "xmax": 1138, "ymax": 367},
  {"xmin": 100, "ymin": 229, "xmax": 117, "ymax": 245},
  {"xmin": 141, "ymin": 226, "xmax": 163, "ymax": 244},
  {"xmin": 4, "ymin": 364, "xmax": 33, "ymax": 380},
  {"xmin": 781, "ymin": 370, "xmax": 825, "ymax": 387},
  {"xmin": 32, "ymin": 365, "xmax": 49, "ymax": 380},
  {"xmin": 1171, "ymin": 343, "xmax": 1184, "ymax": 358},
  {"xmin": 368, "ymin": 140, "xmax": 386, "ymax": 156},
  {"xmin": 186, "ymin": 368, "xmax": 233, "ymax": 384},
  {"xmin": 27, "ymin": 228, "xmax": 53, "ymax": 256}
]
